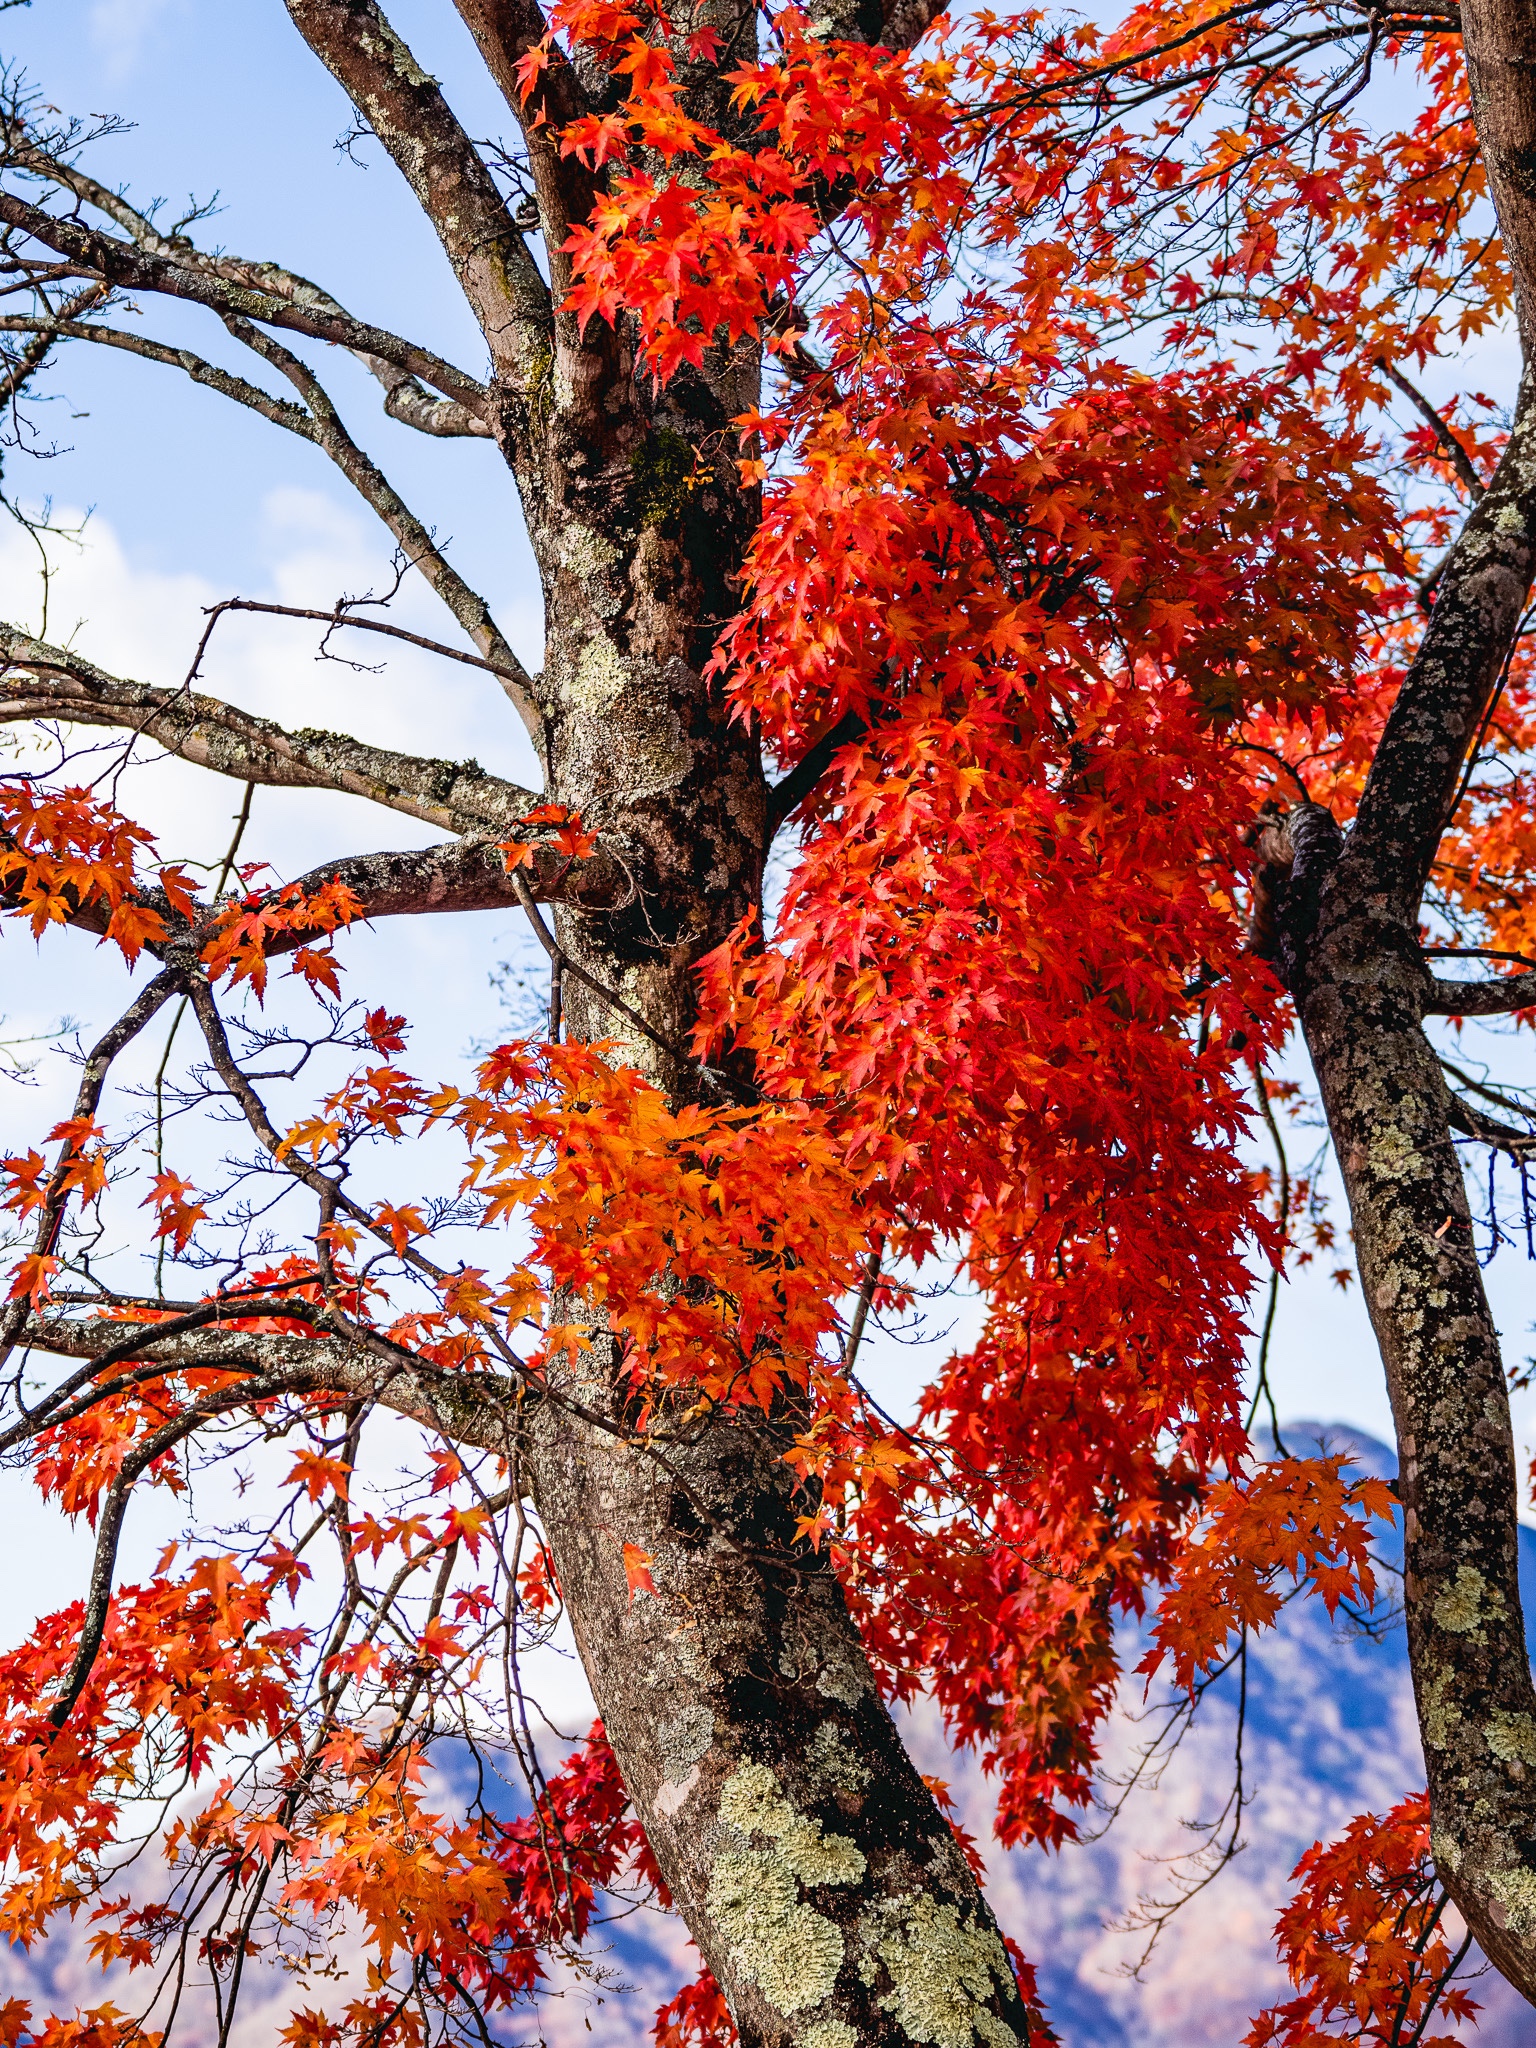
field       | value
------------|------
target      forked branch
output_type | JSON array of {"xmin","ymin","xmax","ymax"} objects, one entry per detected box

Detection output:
[
  {"xmin": 220, "ymin": 317, "xmax": 542, "ymax": 733},
  {"xmin": 281, "ymin": 0, "xmax": 553, "ymax": 390}
]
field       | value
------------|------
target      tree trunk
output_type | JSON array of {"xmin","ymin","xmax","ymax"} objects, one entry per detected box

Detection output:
[
  {"xmin": 1298, "ymin": 867, "xmax": 1536, "ymax": 1995},
  {"xmin": 1252, "ymin": 373, "xmax": 1536, "ymax": 1995},
  {"xmin": 529, "ymin": 1337, "xmax": 1032, "ymax": 2048}
]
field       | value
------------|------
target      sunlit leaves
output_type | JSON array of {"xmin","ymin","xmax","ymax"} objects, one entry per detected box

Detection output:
[{"xmin": 1247, "ymin": 1794, "xmax": 1481, "ymax": 2046}]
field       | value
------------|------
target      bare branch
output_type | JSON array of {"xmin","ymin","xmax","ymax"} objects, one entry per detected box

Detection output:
[
  {"xmin": 0, "ymin": 282, "xmax": 106, "ymax": 405},
  {"xmin": 0, "ymin": 189, "xmax": 492, "ymax": 416},
  {"xmin": 205, "ymin": 597, "xmax": 532, "ymax": 690},
  {"xmin": 281, "ymin": 0, "xmax": 553, "ymax": 387},
  {"xmin": 0, "ymin": 313, "xmax": 318, "ymax": 436},
  {"xmin": 0, "ymin": 132, "xmax": 494, "ymax": 436},
  {"xmin": 1445, "ymin": 1091, "xmax": 1536, "ymax": 1153},
  {"xmin": 219, "ymin": 317, "xmax": 543, "ymax": 735},
  {"xmin": 0, "ymin": 308, "xmax": 539, "ymax": 730},
  {"xmin": 451, "ymin": 0, "xmax": 603, "ymax": 311},
  {"xmin": 1382, "ymin": 358, "xmax": 1487, "ymax": 501},
  {"xmin": 0, "ymin": 625, "xmax": 541, "ymax": 834}
]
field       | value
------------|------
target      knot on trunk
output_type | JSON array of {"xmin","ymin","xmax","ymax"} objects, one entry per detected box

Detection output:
[{"xmin": 1241, "ymin": 798, "xmax": 1343, "ymax": 993}]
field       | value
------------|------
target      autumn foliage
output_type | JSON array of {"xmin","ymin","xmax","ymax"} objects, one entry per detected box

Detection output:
[{"xmin": 0, "ymin": 0, "xmax": 1522, "ymax": 2039}]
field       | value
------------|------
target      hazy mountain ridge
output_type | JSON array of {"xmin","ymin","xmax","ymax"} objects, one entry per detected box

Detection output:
[{"xmin": 925, "ymin": 1424, "xmax": 1536, "ymax": 2044}]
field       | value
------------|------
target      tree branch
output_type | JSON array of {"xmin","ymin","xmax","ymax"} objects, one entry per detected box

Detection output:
[
  {"xmin": 766, "ymin": 708, "xmax": 867, "ymax": 839},
  {"xmin": 0, "ymin": 313, "xmax": 319, "ymax": 436},
  {"xmin": 18, "ymin": 1312, "xmax": 526, "ymax": 1460},
  {"xmin": 203, "ymin": 597, "xmax": 532, "ymax": 689},
  {"xmin": 451, "ymin": 0, "xmax": 603, "ymax": 311},
  {"xmin": 281, "ymin": 0, "xmax": 553, "ymax": 389},
  {"xmin": 0, "ymin": 306, "xmax": 541, "ymax": 732},
  {"xmin": 257, "ymin": 833, "xmax": 635, "ymax": 946},
  {"xmin": 0, "ymin": 625, "xmax": 541, "ymax": 835},
  {"xmin": 1424, "ymin": 970, "xmax": 1536, "ymax": 1014},
  {"xmin": 1341, "ymin": 366, "xmax": 1536, "ymax": 920},
  {"xmin": 1444, "ymin": 1090, "xmax": 1536, "ymax": 1154},
  {"xmin": 1381, "ymin": 359, "xmax": 1487, "ymax": 502},
  {"xmin": 0, "ymin": 189, "xmax": 491, "ymax": 416},
  {"xmin": 0, "ymin": 970, "xmax": 184, "ymax": 1372},
  {"xmin": 45, "ymin": 1395, "xmax": 257, "ymax": 1729},
  {"xmin": 0, "ymin": 125, "xmax": 494, "ymax": 435},
  {"xmin": 218, "ymin": 316, "xmax": 543, "ymax": 735}
]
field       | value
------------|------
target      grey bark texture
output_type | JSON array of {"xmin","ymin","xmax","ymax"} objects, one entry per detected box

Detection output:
[{"xmin": 1251, "ymin": 354, "xmax": 1536, "ymax": 1997}]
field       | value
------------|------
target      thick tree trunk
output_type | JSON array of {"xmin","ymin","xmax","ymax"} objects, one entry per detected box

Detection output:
[
  {"xmin": 1297, "ymin": 873, "xmax": 1536, "ymax": 1995},
  {"xmin": 1255, "ymin": 380, "xmax": 1536, "ymax": 1999},
  {"xmin": 481, "ymin": 197, "xmax": 1034, "ymax": 2037},
  {"xmin": 529, "ymin": 1337, "xmax": 1032, "ymax": 2048}
]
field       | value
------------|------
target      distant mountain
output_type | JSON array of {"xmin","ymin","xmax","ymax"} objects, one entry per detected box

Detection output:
[{"xmin": 900, "ymin": 1423, "xmax": 1536, "ymax": 2045}]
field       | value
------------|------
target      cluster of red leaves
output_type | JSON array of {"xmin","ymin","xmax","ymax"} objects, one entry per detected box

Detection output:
[
  {"xmin": 274, "ymin": 1724, "xmax": 647, "ymax": 2046},
  {"xmin": 685, "ymin": 339, "xmax": 1398, "ymax": 1838},
  {"xmin": 441, "ymin": 1039, "xmax": 869, "ymax": 1401},
  {"xmin": 0, "ymin": 2000, "xmax": 156, "ymax": 2048},
  {"xmin": 0, "ymin": 1474, "xmax": 652, "ymax": 2048},
  {"xmin": 1246, "ymin": 1795, "xmax": 1481, "ymax": 2046},
  {"xmin": 1142, "ymin": 1458, "xmax": 1398, "ymax": 1693},
  {"xmin": 0, "ymin": 1553, "xmax": 304, "ymax": 1947},
  {"xmin": 653, "ymin": 1970, "xmax": 736, "ymax": 2048},
  {"xmin": 200, "ymin": 874, "xmax": 364, "ymax": 1001},
  {"xmin": 0, "ymin": 782, "xmax": 196, "ymax": 965},
  {"xmin": 534, "ymin": 0, "xmax": 961, "ymax": 380}
]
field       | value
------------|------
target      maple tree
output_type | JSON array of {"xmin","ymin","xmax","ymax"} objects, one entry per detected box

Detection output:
[{"xmin": 0, "ymin": 0, "xmax": 1534, "ymax": 2038}]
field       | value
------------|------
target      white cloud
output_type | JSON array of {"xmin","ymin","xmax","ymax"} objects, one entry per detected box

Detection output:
[{"xmin": 86, "ymin": 0, "xmax": 186, "ymax": 77}]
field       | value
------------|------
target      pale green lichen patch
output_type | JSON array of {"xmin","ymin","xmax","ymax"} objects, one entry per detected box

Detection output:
[
  {"xmin": 1369, "ymin": 1121, "xmax": 1418, "ymax": 1183},
  {"xmin": 1433, "ymin": 1566, "xmax": 1488, "ymax": 1636},
  {"xmin": 709, "ymin": 1763, "xmax": 866, "ymax": 2017},
  {"xmin": 865, "ymin": 1894, "xmax": 1016, "ymax": 2048},
  {"xmin": 718, "ymin": 1763, "xmax": 866, "ymax": 1886},
  {"xmin": 803, "ymin": 2020, "xmax": 857, "ymax": 2048},
  {"xmin": 1489, "ymin": 1861, "xmax": 1536, "ymax": 1935},
  {"xmin": 561, "ymin": 522, "xmax": 619, "ymax": 578},
  {"xmin": 571, "ymin": 634, "xmax": 628, "ymax": 714},
  {"xmin": 709, "ymin": 1847, "xmax": 844, "ymax": 2015},
  {"xmin": 1422, "ymin": 1670, "xmax": 1461, "ymax": 1750},
  {"xmin": 1430, "ymin": 1826, "xmax": 1462, "ymax": 1875},
  {"xmin": 1488, "ymin": 1711, "xmax": 1536, "ymax": 1765},
  {"xmin": 809, "ymin": 1721, "xmax": 872, "ymax": 1795},
  {"xmin": 816, "ymin": 1654, "xmax": 868, "ymax": 1707},
  {"xmin": 660, "ymin": 1703, "xmax": 715, "ymax": 1775}
]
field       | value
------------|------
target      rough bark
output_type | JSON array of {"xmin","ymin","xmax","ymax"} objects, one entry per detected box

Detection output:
[
  {"xmin": 0, "ymin": 627, "xmax": 540, "ymax": 834},
  {"xmin": 1255, "ymin": 375, "xmax": 1536, "ymax": 2001},
  {"xmin": 530, "ymin": 1334, "xmax": 1033, "ymax": 2048},
  {"xmin": 1462, "ymin": 0, "xmax": 1536, "ymax": 350},
  {"xmin": 1227, "ymin": 0, "xmax": 1536, "ymax": 1993}
]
